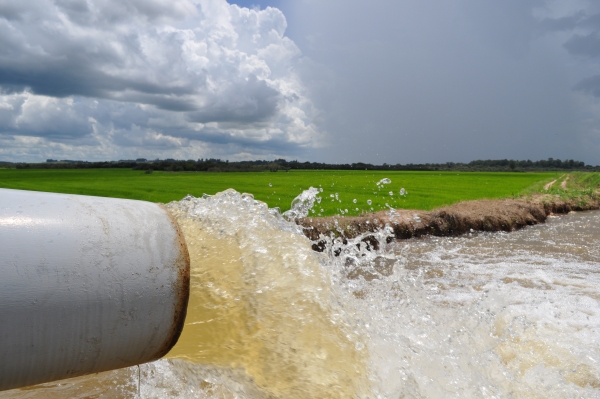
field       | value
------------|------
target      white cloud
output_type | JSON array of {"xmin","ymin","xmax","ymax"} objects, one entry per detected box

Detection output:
[{"xmin": 0, "ymin": 0, "xmax": 322, "ymax": 161}]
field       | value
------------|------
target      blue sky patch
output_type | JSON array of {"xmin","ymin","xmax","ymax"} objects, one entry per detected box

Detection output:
[{"xmin": 227, "ymin": 0, "xmax": 281, "ymax": 10}]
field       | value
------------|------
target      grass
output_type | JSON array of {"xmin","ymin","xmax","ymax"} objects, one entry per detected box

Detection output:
[
  {"xmin": 0, "ymin": 169, "xmax": 566, "ymax": 216},
  {"xmin": 522, "ymin": 171, "xmax": 600, "ymax": 208}
]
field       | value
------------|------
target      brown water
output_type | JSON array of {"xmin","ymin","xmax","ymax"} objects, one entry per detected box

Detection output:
[
  {"xmin": 163, "ymin": 193, "xmax": 367, "ymax": 398},
  {"xmin": 2, "ymin": 191, "xmax": 599, "ymax": 398}
]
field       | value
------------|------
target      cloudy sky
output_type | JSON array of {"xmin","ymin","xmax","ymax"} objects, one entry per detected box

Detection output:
[{"xmin": 1, "ymin": 0, "xmax": 599, "ymax": 164}]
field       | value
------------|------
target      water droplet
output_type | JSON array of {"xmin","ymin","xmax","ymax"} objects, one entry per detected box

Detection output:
[
  {"xmin": 319, "ymin": 187, "xmax": 323, "ymax": 192},
  {"xmin": 281, "ymin": 187, "xmax": 320, "ymax": 220},
  {"xmin": 377, "ymin": 178, "xmax": 392, "ymax": 185},
  {"xmin": 413, "ymin": 214, "xmax": 421, "ymax": 223},
  {"xmin": 400, "ymin": 188, "xmax": 406, "ymax": 196},
  {"xmin": 330, "ymin": 194, "xmax": 334, "ymax": 198},
  {"xmin": 269, "ymin": 183, "xmax": 272, "ymax": 187},
  {"xmin": 355, "ymin": 208, "xmax": 359, "ymax": 211},
  {"xmin": 344, "ymin": 209, "xmax": 348, "ymax": 213},
  {"xmin": 389, "ymin": 191, "xmax": 393, "ymax": 196},
  {"xmin": 353, "ymin": 199, "xmax": 357, "ymax": 203},
  {"xmin": 367, "ymin": 199, "xmax": 372, "ymax": 205}
]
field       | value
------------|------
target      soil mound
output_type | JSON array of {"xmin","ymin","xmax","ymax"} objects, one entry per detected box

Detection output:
[{"xmin": 298, "ymin": 195, "xmax": 600, "ymax": 250}]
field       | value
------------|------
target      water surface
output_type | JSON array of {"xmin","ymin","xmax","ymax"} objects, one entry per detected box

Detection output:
[{"xmin": 2, "ymin": 192, "xmax": 599, "ymax": 398}]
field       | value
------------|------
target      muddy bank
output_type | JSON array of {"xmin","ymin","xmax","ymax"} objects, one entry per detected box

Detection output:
[{"xmin": 298, "ymin": 195, "xmax": 600, "ymax": 250}]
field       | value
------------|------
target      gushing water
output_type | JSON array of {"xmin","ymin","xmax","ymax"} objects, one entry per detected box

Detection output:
[
  {"xmin": 282, "ymin": 187, "xmax": 321, "ymax": 220},
  {"xmin": 164, "ymin": 190, "xmax": 367, "ymax": 398},
  {"xmin": 4, "ymin": 190, "xmax": 600, "ymax": 398}
]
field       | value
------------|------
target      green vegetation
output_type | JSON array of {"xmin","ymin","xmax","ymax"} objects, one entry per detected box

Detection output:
[
  {"xmin": 0, "ymin": 169, "xmax": 569, "ymax": 216},
  {"xmin": 522, "ymin": 171, "xmax": 600, "ymax": 209},
  {"xmin": 5, "ymin": 157, "xmax": 599, "ymax": 172}
]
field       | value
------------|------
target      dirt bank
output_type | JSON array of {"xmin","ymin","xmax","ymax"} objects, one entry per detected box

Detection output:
[{"xmin": 298, "ymin": 194, "xmax": 600, "ymax": 250}]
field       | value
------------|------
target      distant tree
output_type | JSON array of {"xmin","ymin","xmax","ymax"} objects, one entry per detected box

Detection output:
[{"xmin": 268, "ymin": 162, "xmax": 280, "ymax": 172}]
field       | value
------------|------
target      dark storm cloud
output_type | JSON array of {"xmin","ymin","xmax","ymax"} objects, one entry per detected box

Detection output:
[
  {"xmin": 173, "ymin": 125, "xmax": 308, "ymax": 153},
  {"xmin": 0, "ymin": 1, "xmax": 30, "ymax": 21},
  {"xmin": 459, "ymin": 0, "xmax": 542, "ymax": 57},
  {"xmin": 550, "ymin": 11, "xmax": 600, "ymax": 99},
  {"xmin": 538, "ymin": 12, "xmax": 585, "ymax": 32},
  {"xmin": 279, "ymin": 0, "xmax": 600, "ymax": 165},
  {"xmin": 186, "ymin": 75, "xmax": 281, "ymax": 124},
  {"xmin": 539, "ymin": 11, "xmax": 600, "ymax": 35},
  {"xmin": 573, "ymin": 75, "xmax": 600, "ymax": 97},
  {"xmin": 564, "ymin": 32, "xmax": 600, "ymax": 58}
]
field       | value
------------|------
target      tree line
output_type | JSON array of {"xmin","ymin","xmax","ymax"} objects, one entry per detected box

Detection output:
[{"xmin": 6, "ymin": 157, "xmax": 599, "ymax": 172}]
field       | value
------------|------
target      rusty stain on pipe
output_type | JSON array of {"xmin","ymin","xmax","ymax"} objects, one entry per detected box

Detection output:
[
  {"xmin": 0, "ymin": 189, "xmax": 190, "ymax": 391},
  {"xmin": 153, "ymin": 203, "xmax": 190, "ymax": 360}
]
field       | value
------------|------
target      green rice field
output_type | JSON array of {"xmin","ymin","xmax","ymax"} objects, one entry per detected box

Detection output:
[{"xmin": 0, "ymin": 169, "xmax": 561, "ymax": 216}]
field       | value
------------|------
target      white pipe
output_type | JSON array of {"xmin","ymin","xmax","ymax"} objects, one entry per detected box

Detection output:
[{"xmin": 0, "ymin": 188, "xmax": 190, "ymax": 391}]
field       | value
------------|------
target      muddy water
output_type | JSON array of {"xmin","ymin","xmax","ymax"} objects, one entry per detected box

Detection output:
[
  {"xmin": 2, "ymin": 192, "xmax": 599, "ymax": 398},
  {"xmin": 163, "ymin": 191, "xmax": 367, "ymax": 398}
]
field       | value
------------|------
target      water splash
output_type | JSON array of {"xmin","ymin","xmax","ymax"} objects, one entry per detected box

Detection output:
[
  {"xmin": 358, "ymin": 212, "xmax": 600, "ymax": 398},
  {"xmin": 165, "ymin": 189, "xmax": 369, "ymax": 398},
  {"xmin": 281, "ymin": 186, "xmax": 321, "ymax": 220},
  {"xmin": 7, "ymin": 191, "xmax": 600, "ymax": 399}
]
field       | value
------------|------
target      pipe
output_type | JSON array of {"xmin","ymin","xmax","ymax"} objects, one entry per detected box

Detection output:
[{"xmin": 0, "ymin": 188, "xmax": 190, "ymax": 391}]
